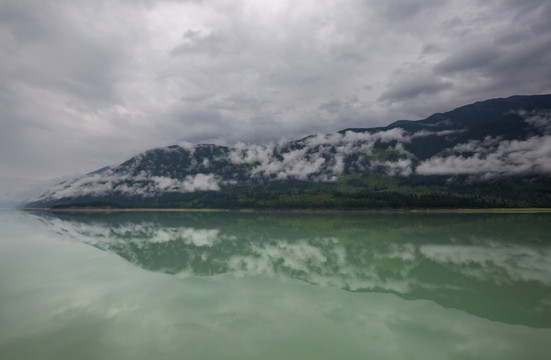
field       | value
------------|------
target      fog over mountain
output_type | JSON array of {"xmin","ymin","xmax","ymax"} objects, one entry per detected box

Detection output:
[{"xmin": 26, "ymin": 95, "xmax": 551, "ymax": 209}]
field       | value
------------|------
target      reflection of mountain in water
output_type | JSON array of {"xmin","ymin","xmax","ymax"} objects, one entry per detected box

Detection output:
[{"xmin": 32, "ymin": 211, "xmax": 551, "ymax": 328}]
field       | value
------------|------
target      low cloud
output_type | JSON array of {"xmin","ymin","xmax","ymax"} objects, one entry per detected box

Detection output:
[
  {"xmin": 522, "ymin": 110, "xmax": 551, "ymax": 134},
  {"xmin": 42, "ymin": 172, "xmax": 221, "ymax": 199},
  {"xmin": 416, "ymin": 110, "xmax": 551, "ymax": 178},
  {"xmin": 228, "ymin": 129, "xmax": 415, "ymax": 181},
  {"xmin": 417, "ymin": 135, "xmax": 551, "ymax": 178},
  {"xmin": 29, "ymin": 110, "xmax": 551, "ymax": 202},
  {"xmin": 34, "ymin": 128, "xmax": 421, "ymax": 200}
]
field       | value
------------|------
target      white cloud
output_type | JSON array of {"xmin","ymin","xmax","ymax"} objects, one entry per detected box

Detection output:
[
  {"xmin": 522, "ymin": 110, "xmax": 551, "ymax": 134},
  {"xmin": 41, "ymin": 171, "xmax": 221, "ymax": 199},
  {"xmin": 417, "ymin": 135, "xmax": 551, "ymax": 178},
  {"xmin": 225, "ymin": 129, "xmax": 414, "ymax": 182},
  {"xmin": 411, "ymin": 129, "xmax": 463, "ymax": 138}
]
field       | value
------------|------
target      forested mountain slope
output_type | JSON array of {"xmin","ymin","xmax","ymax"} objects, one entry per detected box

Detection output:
[{"xmin": 26, "ymin": 95, "xmax": 551, "ymax": 209}]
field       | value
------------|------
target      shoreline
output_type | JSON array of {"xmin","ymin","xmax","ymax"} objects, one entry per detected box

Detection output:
[{"xmin": 22, "ymin": 207, "xmax": 551, "ymax": 214}]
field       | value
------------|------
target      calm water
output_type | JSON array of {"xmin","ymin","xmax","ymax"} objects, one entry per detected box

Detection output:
[{"xmin": 1, "ymin": 210, "xmax": 550, "ymax": 359}]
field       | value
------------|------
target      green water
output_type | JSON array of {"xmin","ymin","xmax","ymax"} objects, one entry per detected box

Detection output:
[{"xmin": 1, "ymin": 210, "xmax": 550, "ymax": 359}]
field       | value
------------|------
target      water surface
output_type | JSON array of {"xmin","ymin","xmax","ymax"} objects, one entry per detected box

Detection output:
[{"xmin": 1, "ymin": 210, "xmax": 550, "ymax": 359}]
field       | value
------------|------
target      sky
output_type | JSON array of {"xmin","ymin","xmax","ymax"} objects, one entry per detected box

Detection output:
[{"xmin": 1, "ymin": 0, "xmax": 551, "ymax": 194}]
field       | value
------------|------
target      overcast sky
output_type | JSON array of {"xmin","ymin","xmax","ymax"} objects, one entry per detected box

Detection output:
[{"xmin": 1, "ymin": 0, "xmax": 551, "ymax": 192}]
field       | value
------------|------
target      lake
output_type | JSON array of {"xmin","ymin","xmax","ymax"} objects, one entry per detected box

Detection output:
[{"xmin": 1, "ymin": 210, "xmax": 550, "ymax": 359}]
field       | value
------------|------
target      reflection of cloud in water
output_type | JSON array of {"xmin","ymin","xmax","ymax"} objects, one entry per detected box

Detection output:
[
  {"xmin": 227, "ymin": 238, "xmax": 416, "ymax": 293},
  {"xmin": 420, "ymin": 244, "xmax": 551, "ymax": 285},
  {"xmin": 44, "ymin": 216, "xmax": 551, "ymax": 289},
  {"xmin": 32, "ymin": 212, "xmax": 551, "ymax": 328},
  {"xmin": 49, "ymin": 219, "xmax": 420, "ymax": 294},
  {"xmin": 51, "ymin": 219, "xmax": 229, "ymax": 248}
]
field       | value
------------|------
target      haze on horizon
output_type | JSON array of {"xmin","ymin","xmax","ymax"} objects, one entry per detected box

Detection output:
[{"xmin": 1, "ymin": 0, "xmax": 551, "ymax": 195}]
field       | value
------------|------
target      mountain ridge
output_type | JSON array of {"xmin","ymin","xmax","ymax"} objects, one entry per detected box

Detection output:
[{"xmin": 26, "ymin": 94, "xmax": 551, "ymax": 209}]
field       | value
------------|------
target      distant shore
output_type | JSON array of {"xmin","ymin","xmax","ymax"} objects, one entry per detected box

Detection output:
[{"xmin": 23, "ymin": 207, "xmax": 551, "ymax": 214}]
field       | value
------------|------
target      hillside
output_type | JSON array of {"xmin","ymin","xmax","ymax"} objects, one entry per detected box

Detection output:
[{"xmin": 26, "ymin": 95, "xmax": 551, "ymax": 209}]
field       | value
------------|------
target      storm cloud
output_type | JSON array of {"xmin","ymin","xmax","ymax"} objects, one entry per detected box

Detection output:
[{"xmin": 1, "ymin": 0, "xmax": 551, "ymax": 194}]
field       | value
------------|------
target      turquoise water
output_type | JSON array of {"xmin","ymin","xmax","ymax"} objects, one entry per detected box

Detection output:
[{"xmin": 1, "ymin": 210, "xmax": 550, "ymax": 359}]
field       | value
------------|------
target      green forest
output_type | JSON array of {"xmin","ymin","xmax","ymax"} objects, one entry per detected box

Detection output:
[{"xmin": 47, "ymin": 174, "xmax": 551, "ymax": 210}]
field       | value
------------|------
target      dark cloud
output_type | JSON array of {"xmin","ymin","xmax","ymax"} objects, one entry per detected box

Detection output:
[
  {"xmin": 376, "ymin": 0, "xmax": 449, "ymax": 21},
  {"xmin": 0, "ymin": 1, "xmax": 57, "ymax": 41},
  {"xmin": 1, "ymin": 0, "xmax": 551, "ymax": 194},
  {"xmin": 379, "ymin": 71, "xmax": 454, "ymax": 103},
  {"xmin": 435, "ymin": 43, "xmax": 500, "ymax": 74},
  {"xmin": 0, "ymin": 0, "xmax": 130, "ymax": 103},
  {"xmin": 421, "ymin": 44, "xmax": 441, "ymax": 55},
  {"xmin": 433, "ymin": 31, "xmax": 551, "ymax": 102}
]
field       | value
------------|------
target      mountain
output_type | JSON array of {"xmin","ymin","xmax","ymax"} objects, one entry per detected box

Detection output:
[{"xmin": 26, "ymin": 95, "xmax": 551, "ymax": 209}]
